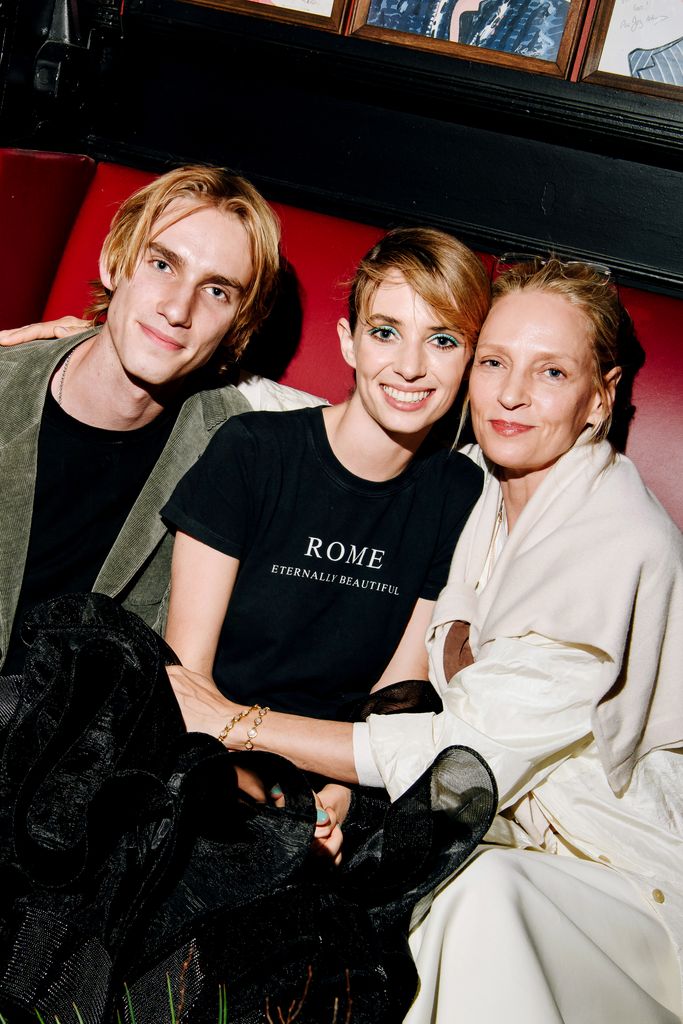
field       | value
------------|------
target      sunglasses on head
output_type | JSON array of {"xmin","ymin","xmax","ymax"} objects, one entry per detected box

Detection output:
[{"xmin": 492, "ymin": 252, "xmax": 612, "ymax": 283}]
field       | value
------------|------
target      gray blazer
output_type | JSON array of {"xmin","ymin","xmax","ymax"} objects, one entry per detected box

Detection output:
[{"xmin": 0, "ymin": 330, "xmax": 251, "ymax": 667}]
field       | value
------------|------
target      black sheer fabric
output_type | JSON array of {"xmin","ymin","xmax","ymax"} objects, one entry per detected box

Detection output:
[
  {"xmin": 343, "ymin": 677, "xmax": 445, "ymax": 720},
  {"xmin": 0, "ymin": 595, "xmax": 497, "ymax": 1023}
]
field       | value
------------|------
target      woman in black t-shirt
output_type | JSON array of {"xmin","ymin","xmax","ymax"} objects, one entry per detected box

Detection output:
[{"xmin": 163, "ymin": 227, "xmax": 490, "ymax": 794}]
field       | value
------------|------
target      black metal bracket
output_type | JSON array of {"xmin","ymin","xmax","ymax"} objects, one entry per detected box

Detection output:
[{"xmin": 33, "ymin": 0, "xmax": 87, "ymax": 101}]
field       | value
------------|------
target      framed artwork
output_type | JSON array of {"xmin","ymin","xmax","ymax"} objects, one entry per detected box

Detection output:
[
  {"xmin": 184, "ymin": 0, "xmax": 350, "ymax": 32},
  {"xmin": 348, "ymin": 0, "xmax": 590, "ymax": 76},
  {"xmin": 581, "ymin": 0, "xmax": 683, "ymax": 97}
]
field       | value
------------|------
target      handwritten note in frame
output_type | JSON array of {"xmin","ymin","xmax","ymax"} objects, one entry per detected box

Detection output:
[{"xmin": 582, "ymin": 0, "xmax": 683, "ymax": 96}]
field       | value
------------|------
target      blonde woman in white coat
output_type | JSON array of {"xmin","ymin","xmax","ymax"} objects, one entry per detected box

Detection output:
[{"xmin": 367, "ymin": 257, "xmax": 683, "ymax": 1024}]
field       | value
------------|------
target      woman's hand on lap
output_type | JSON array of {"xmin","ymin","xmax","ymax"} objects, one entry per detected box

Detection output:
[
  {"xmin": 233, "ymin": 764, "xmax": 272, "ymax": 803},
  {"xmin": 311, "ymin": 784, "xmax": 352, "ymax": 866},
  {"xmin": 317, "ymin": 783, "xmax": 352, "ymax": 826},
  {"xmin": 312, "ymin": 798, "xmax": 344, "ymax": 866}
]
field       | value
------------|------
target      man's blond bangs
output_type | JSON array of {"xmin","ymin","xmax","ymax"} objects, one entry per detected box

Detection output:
[{"xmin": 89, "ymin": 166, "xmax": 281, "ymax": 362}]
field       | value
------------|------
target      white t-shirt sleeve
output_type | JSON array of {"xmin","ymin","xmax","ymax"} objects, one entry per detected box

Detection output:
[{"xmin": 236, "ymin": 373, "xmax": 328, "ymax": 412}]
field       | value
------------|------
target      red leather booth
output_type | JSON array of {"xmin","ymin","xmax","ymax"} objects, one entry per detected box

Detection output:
[{"xmin": 1, "ymin": 147, "xmax": 680, "ymax": 528}]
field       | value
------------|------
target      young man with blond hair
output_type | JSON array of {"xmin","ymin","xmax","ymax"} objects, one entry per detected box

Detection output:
[{"xmin": 0, "ymin": 165, "xmax": 319, "ymax": 675}]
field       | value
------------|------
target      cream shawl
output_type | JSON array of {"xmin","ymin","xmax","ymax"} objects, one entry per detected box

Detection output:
[{"xmin": 428, "ymin": 439, "xmax": 683, "ymax": 794}]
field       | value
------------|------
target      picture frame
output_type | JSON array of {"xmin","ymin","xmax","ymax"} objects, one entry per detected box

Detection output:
[
  {"xmin": 183, "ymin": 0, "xmax": 350, "ymax": 33},
  {"xmin": 580, "ymin": 0, "xmax": 683, "ymax": 98},
  {"xmin": 347, "ymin": 0, "xmax": 590, "ymax": 77}
]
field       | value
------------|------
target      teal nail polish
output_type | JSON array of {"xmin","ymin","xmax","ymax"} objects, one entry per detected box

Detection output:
[
  {"xmin": 269, "ymin": 783, "xmax": 283, "ymax": 798},
  {"xmin": 316, "ymin": 808, "xmax": 330, "ymax": 825}
]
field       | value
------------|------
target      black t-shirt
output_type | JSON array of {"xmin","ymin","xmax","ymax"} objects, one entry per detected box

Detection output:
[
  {"xmin": 4, "ymin": 391, "xmax": 177, "ymax": 674},
  {"xmin": 163, "ymin": 407, "xmax": 482, "ymax": 718}
]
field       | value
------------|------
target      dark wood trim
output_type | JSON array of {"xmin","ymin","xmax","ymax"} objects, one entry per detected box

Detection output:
[{"xmin": 181, "ymin": 0, "xmax": 349, "ymax": 34}]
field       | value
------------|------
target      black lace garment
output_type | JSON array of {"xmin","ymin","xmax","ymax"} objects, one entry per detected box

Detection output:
[{"xmin": 0, "ymin": 594, "xmax": 496, "ymax": 1023}]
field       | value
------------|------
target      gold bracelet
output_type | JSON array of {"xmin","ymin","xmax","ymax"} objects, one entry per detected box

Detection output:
[
  {"xmin": 244, "ymin": 705, "xmax": 270, "ymax": 751},
  {"xmin": 217, "ymin": 705, "xmax": 257, "ymax": 746}
]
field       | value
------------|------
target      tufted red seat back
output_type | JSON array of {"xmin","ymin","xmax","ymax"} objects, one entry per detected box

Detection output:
[
  {"xmin": 617, "ymin": 286, "xmax": 683, "ymax": 524},
  {"xmin": 0, "ymin": 148, "xmax": 95, "ymax": 327}
]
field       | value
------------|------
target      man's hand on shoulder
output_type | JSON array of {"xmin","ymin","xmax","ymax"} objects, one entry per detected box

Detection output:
[{"xmin": 0, "ymin": 316, "xmax": 89, "ymax": 347}]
